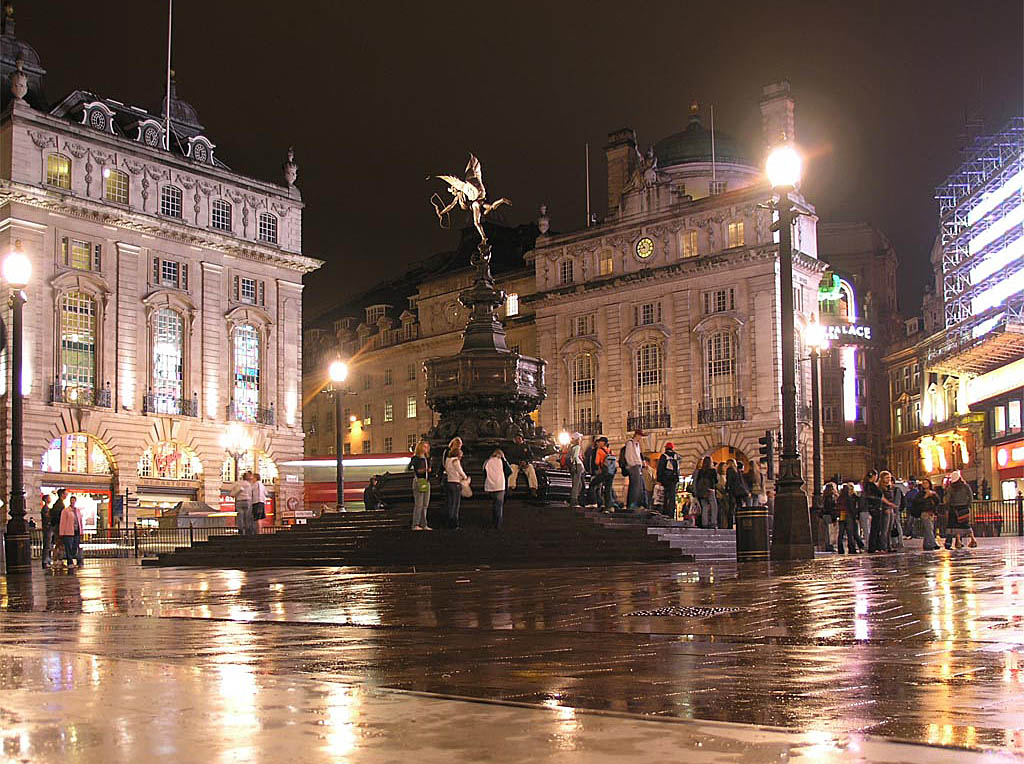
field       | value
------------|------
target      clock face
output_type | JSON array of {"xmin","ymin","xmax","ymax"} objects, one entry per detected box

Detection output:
[
  {"xmin": 89, "ymin": 109, "xmax": 107, "ymax": 130},
  {"xmin": 143, "ymin": 126, "xmax": 161, "ymax": 147},
  {"xmin": 635, "ymin": 237, "xmax": 655, "ymax": 259},
  {"xmin": 192, "ymin": 142, "xmax": 208, "ymax": 163}
]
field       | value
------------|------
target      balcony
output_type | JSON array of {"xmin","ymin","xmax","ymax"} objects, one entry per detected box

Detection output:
[
  {"xmin": 49, "ymin": 382, "xmax": 111, "ymax": 408},
  {"xmin": 143, "ymin": 392, "xmax": 199, "ymax": 417},
  {"xmin": 697, "ymin": 403, "xmax": 746, "ymax": 424},
  {"xmin": 626, "ymin": 411, "xmax": 671, "ymax": 431},
  {"xmin": 226, "ymin": 400, "xmax": 275, "ymax": 426},
  {"xmin": 570, "ymin": 419, "xmax": 604, "ymax": 436}
]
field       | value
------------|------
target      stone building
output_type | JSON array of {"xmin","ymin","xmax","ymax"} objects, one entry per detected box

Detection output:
[{"xmin": 1, "ymin": 13, "xmax": 320, "ymax": 527}]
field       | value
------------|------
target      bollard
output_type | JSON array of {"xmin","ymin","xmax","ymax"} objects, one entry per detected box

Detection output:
[
  {"xmin": 1017, "ymin": 495, "xmax": 1023, "ymax": 537},
  {"xmin": 736, "ymin": 505, "xmax": 769, "ymax": 561}
]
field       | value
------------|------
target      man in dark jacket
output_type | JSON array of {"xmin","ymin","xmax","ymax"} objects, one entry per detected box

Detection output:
[
  {"xmin": 47, "ymin": 489, "xmax": 67, "ymax": 567},
  {"xmin": 656, "ymin": 443, "xmax": 680, "ymax": 517},
  {"xmin": 506, "ymin": 435, "xmax": 538, "ymax": 496},
  {"xmin": 363, "ymin": 476, "xmax": 386, "ymax": 510},
  {"xmin": 40, "ymin": 492, "xmax": 54, "ymax": 568}
]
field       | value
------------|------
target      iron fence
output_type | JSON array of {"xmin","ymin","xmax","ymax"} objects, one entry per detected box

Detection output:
[
  {"xmin": 697, "ymin": 404, "xmax": 745, "ymax": 424},
  {"xmin": 626, "ymin": 411, "xmax": 671, "ymax": 431},
  {"xmin": 29, "ymin": 524, "xmax": 284, "ymax": 559}
]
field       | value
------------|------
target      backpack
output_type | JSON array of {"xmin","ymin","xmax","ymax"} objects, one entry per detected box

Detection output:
[
  {"xmin": 559, "ymin": 449, "xmax": 568, "ymax": 469},
  {"xmin": 604, "ymin": 454, "xmax": 618, "ymax": 475},
  {"xmin": 583, "ymin": 445, "xmax": 596, "ymax": 474},
  {"xmin": 618, "ymin": 445, "xmax": 628, "ymax": 476}
]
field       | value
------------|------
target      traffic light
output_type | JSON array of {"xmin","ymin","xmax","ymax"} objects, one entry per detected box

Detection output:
[{"xmin": 758, "ymin": 429, "xmax": 775, "ymax": 480}]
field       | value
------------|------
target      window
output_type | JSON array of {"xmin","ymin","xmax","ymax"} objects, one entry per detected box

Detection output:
[
  {"xmin": 363, "ymin": 373, "xmax": 372, "ymax": 390},
  {"xmin": 160, "ymin": 185, "xmax": 182, "ymax": 218},
  {"xmin": 506, "ymin": 293, "xmax": 520, "ymax": 317},
  {"xmin": 599, "ymin": 253, "xmax": 614, "ymax": 275},
  {"xmin": 384, "ymin": 436, "xmax": 393, "ymax": 453},
  {"xmin": 233, "ymin": 324, "xmax": 260, "ymax": 421},
  {"xmin": 383, "ymin": 400, "xmax": 394, "ymax": 422},
  {"xmin": 344, "ymin": 442, "xmax": 352, "ymax": 455},
  {"xmin": 152, "ymin": 257, "xmax": 188, "ymax": 290},
  {"xmin": 258, "ymin": 213, "xmax": 278, "ymax": 244},
  {"xmin": 41, "ymin": 433, "xmax": 112, "ymax": 475},
  {"xmin": 793, "ymin": 286, "xmax": 804, "ymax": 313},
  {"xmin": 239, "ymin": 277, "xmax": 257, "ymax": 304},
  {"xmin": 994, "ymin": 405, "xmax": 1006, "ymax": 435},
  {"xmin": 406, "ymin": 363, "xmax": 417, "ymax": 382},
  {"xmin": 681, "ymin": 230, "xmax": 698, "ymax": 258},
  {"xmin": 46, "ymin": 153, "xmax": 71, "ymax": 189},
  {"xmin": 894, "ymin": 406, "xmax": 903, "ymax": 435},
  {"xmin": 363, "ymin": 403, "xmax": 372, "ymax": 424},
  {"xmin": 572, "ymin": 314, "xmax": 594, "ymax": 337},
  {"xmin": 407, "ymin": 434, "xmax": 418, "ymax": 453},
  {"xmin": 727, "ymin": 221, "xmax": 744, "ymax": 248},
  {"xmin": 709, "ymin": 180, "xmax": 727, "ymax": 196},
  {"xmin": 61, "ymin": 237, "xmax": 101, "ymax": 272},
  {"xmin": 572, "ymin": 353, "xmax": 595, "ymax": 397},
  {"xmin": 59, "ymin": 291, "xmax": 97, "ymax": 402},
  {"xmin": 1009, "ymin": 400, "xmax": 1021, "ymax": 432},
  {"xmin": 362, "ymin": 439, "xmax": 371, "ymax": 454},
  {"xmin": 138, "ymin": 441, "xmax": 201, "ymax": 480},
  {"xmin": 902, "ymin": 365, "xmax": 911, "ymax": 392},
  {"xmin": 559, "ymin": 259, "xmax": 574, "ymax": 285},
  {"xmin": 705, "ymin": 331, "xmax": 737, "ymax": 408},
  {"xmin": 103, "ymin": 169, "xmax": 129, "ymax": 204},
  {"xmin": 384, "ymin": 368, "xmax": 393, "ymax": 385},
  {"xmin": 152, "ymin": 308, "xmax": 184, "ymax": 411},
  {"xmin": 635, "ymin": 343, "xmax": 664, "ymax": 419},
  {"xmin": 912, "ymin": 363, "xmax": 921, "ymax": 389},
  {"xmin": 911, "ymin": 401, "xmax": 921, "ymax": 431},
  {"xmin": 823, "ymin": 405, "xmax": 836, "ymax": 424},
  {"xmin": 406, "ymin": 395, "xmax": 417, "ymax": 418},
  {"xmin": 509, "ymin": 343, "xmax": 521, "ymax": 354},
  {"xmin": 366, "ymin": 305, "xmax": 387, "ymax": 324},
  {"xmin": 703, "ymin": 288, "xmax": 734, "ymax": 314},
  {"xmin": 634, "ymin": 302, "xmax": 661, "ymax": 326},
  {"xmin": 211, "ymin": 199, "xmax": 232, "ymax": 231}
]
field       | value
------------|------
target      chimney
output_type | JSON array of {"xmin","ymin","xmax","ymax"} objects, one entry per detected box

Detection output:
[
  {"xmin": 605, "ymin": 127, "xmax": 637, "ymax": 216},
  {"xmin": 759, "ymin": 81, "xmax": 795, "ymax": 152}
]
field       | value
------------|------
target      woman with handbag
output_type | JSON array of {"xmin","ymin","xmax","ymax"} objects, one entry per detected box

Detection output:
[
  {"xmin": 409, "ymin": 441, "xmax": 433, "ymax": 531},
  {"xmin": 912, "ymin": 478, "xmax": 941, "ymax": 551},
  {"xmin": 444, "ymin": 446, "xmax": 469, "ymax": 529},
  {"xmin": 943, "ymin": 470, "xmax": 974, "ymax": 549}
]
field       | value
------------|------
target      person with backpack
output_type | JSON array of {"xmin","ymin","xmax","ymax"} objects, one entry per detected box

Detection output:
[
  {"xmin": 692, "ymin": 456, "xmax": 719, "ymax": 528},
  {"xmin": 581, "ymin": 436, "xmax": 597, "ymax": 506},
  {"xmin": 593, "ymin": 437, "xmax": 617, "ymax": 511},
  {"xmin": 623, "ymin": 429, "xmax": 645, "ymax": 511},
  {"xmin": 656, "ymin": 443, "xmax": 680, "ymax": 518},
  {"xmin": 836, "ymin": 483, "xmax": 860, "ymax": 554}
]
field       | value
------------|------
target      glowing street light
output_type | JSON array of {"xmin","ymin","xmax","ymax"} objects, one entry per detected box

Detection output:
[
  {"xmin": 765, "ymin": 144, "xmax": 802, "ymax": 189},
  {"xmin": 329, "ymin": 360, "xmax": 349, "ymax": 384},
  {"xmin": 557, "ymin": 430, "xmax": 571, "ymax": 447},
  {"xmin": 220, "ymin": 422, "xmax": 253, "ymax": 481}
]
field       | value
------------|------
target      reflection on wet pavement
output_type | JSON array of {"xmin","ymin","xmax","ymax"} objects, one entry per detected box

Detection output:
[{"xmin": 2, "ymin": 537, "xmax": 1024, "ymax": 761}]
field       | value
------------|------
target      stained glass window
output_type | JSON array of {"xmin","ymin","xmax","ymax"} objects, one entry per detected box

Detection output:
[{"xmin": 233, "ymin": 324, "xmax": 260, "ymax": 422}]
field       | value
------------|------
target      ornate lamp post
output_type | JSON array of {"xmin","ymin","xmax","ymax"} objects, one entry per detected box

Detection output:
[
  {"xmin": 220, "ymin": 422, "xmax": 253, "ymax": 484},
  {"xmin": 766, "ymin": 144, "xmax": 814, "ymax": 560},
  {"xmin": 328, "ymin": 360, "xmax": 349, "ymax": 511},
  {"xmin": 805, "ymin": 319, "xmax": 830, "ymax": 525},
  {"xmin": 3, "ymin": 244, "xmax": 32, "ymax": 574}
]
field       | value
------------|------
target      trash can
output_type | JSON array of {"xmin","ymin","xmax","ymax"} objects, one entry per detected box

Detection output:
[{"xmin": 736, "ymin": 505, "xmax": 769, "ymax": 561}]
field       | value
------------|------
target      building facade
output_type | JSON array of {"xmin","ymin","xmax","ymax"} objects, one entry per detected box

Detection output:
[{"xmin": 1, "ymin": 16, "xmax": 320, "ymax": 526}]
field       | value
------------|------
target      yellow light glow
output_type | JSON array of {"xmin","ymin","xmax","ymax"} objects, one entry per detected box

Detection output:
[
  {"xmin": 329, "ymin": 360, "xmax": 349, "ymax": 383},
  {"xmin": 557, "ymin": 430, "xmax": 571, "ymax": 446},
  {"xmin": 966, "ymin": 358, "xmax": 1024, "ymax": 404},
  {"xmin": 2, "ymin": 249, "xmax": 32, "ymax": 288},
  {"xmin": 765, "ymin": 144, "xmax": 802, "ymax": 188}
]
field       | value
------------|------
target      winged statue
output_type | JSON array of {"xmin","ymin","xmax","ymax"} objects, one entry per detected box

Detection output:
[{"xmin": 430, "ymin": 153, "xmax": 511, "ymax": 248}]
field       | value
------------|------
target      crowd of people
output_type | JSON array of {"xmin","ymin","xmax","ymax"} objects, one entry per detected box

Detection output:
[
  {"xmin": 230, "ymin": 470, "xmax": 269, "ymax": 536},
  {"xmin": 820, "ymin": 469, "xmax": 979, "ymax": 553}
]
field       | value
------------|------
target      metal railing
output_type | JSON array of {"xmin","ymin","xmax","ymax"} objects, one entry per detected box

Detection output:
[
  {"xmin": 569, "ymin": 420, "xmax": 603, "ymax": 436},
  {"xmin": 226, "ymin": 401, "xmax": 276, "ymax": 425},
  {"xmin": 144, "ymin": 392, "xmax": 199, "ymax": 417},
  {"xmin": 626, "ymin": 411, "xmax": 671, "ymax": 431},
  {"xmin": 30, "ymin": 524, "xmax": 284, "ymax": 559},
  {"xmin": 49, "ymin": 382, "xmax": 112, "ymax": 408},
  {"xmin": 697, "ymin": 403, "xmax": 745, "ymax": 424},
  {"xmin": 965, "ymin": 498, "xmax": 1024, "ymax": 537}
]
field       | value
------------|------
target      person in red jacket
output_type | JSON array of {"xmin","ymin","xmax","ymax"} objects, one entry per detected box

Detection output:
[{"xmin": 58, "ymin": 495, "xmax": 85, "ymax": 568}]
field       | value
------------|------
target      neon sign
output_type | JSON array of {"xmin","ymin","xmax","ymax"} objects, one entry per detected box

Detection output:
[
  {"xmin": 824, "ymin": 322, "xmax": 873, "ymax": 344},
  {"xmin": 818, "ymin": 272, "xmax": 843, "ymax": 301}
]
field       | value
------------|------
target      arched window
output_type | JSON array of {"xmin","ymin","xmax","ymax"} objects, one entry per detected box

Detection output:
[
  {"xmin": 59, "ymin": 291, "xmax": 97, "ymax": 403},
  {"xmin": 42, "ymin": 433, "xmax": 112, "ymax": 475},
  {"xmin": 103, "ymin": 168, "xmax": 129, "ymax": 204},
  {"xmin": 151, "ymin": 308, "xmax": 184, "ymax": 413},
  {"xmin": 570, "ymin": 352, "xmax": 597, "ymax": 432},
  {"xmin": 160, "ymin": 185, "xmax": 182, "ymax": 218},
  {"xmin": 211, "ymin": 199, "xmax": 232, "ymax": 231},
  {"xmin": 138, "ymin": 441, "xmax": 202, "ymax": 480},
  {"xmin": 46, "ymin": 153, "xmax": 71, "ymax": 189},
  {"xmin": 232, "ymin": 323, "xmax": 260, "ymax": 422},
  {"xmin": 704, "ymin": 331, "xmax": 736, "ymax": 408},
  {"xmin": 634, "ymin": 343, "xmax": 664, "ymax": 422},
  {"xmin": 258, "ymin": 212, "xmax": 278, "ymax": 244}
]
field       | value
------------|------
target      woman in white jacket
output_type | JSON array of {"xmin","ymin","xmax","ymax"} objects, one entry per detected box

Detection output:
[
  {"xmin": 483, "ymin": 449, "xmax": 511, "ymax": 529},
  {"xmin": 444, "ymin": 447, "xmax": 468, "ymax": 529}
]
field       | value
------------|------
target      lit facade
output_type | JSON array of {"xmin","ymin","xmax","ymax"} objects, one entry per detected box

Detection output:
[{"xmin": 1, "ymin": 17, "xmax": 321, "ymax": 526}]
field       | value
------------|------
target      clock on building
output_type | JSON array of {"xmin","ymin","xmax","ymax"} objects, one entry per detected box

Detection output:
[
  {"xmin": 143, "ymin": 125, "xmax": 161, "ymax": 147},
  {"xmin": 192, "ymin": 142, "xmax": 208, "ymax": 163},
  {"xmin": 635, "ymin": 237, "xmax": 655, "ymax": 259},
  {"xmin": 88, "ymin": 109, "xmax": 107, "ymax": 131}
]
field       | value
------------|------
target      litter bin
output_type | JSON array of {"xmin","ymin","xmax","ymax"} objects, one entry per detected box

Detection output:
[{"xmin": 736, "ymin": 505, "xmax": 769, "ymax": 561}]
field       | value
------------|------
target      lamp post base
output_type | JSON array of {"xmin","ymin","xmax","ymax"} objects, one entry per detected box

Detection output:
[
  {"xmin": 770, "ymin": 459, "xmax": 815, "ymax": 561},
  {"xmin": 4, "ymin": 533, "xmax": 33, "ymax": 574}
]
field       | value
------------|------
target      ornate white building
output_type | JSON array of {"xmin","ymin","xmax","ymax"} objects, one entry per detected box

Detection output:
[{"xmin": 1, "ymin": 13, "xmax": 320, "ymax": 526}]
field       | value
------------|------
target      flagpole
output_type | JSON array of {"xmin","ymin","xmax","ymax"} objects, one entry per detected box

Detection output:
[
  {"xmin": 164, "ymin": 0, "xmax": 173, "ymax": 150},
  {"xmin": 585, "ymin": 142, "xmax": 591, "ymax": 227}
]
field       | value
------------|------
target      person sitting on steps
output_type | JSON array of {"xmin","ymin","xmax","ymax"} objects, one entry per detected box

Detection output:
[{"xmin": 506, "ymin": 434, "xmax": 538, "ymax": 497}]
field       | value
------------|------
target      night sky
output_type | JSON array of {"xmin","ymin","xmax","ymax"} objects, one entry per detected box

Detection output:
[{"xmin": 15, "ymin": 1, "xmax": 1024, "ymax": 317}]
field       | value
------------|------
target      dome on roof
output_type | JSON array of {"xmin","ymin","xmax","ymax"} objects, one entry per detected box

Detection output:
[
  {"xmin": 0, "ymin": 34, "xmax": 40, "ymax": 68},
  {"xmin": 653, "ymin": 108, "xmax": 753, "ymax": 169},
  {"xmin": 160, "ymin": 71, "xmax": 203, "ymax": 131}
]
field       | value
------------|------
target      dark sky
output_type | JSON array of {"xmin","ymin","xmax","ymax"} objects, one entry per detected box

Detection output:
[{"xmin": 17, "ymin": 0, "xmax": 1024, "ymax": 316}]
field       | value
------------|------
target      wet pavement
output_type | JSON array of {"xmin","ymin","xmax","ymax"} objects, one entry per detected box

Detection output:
[{"xmin": 2, "ymin": 537, "xmax": 1024, "ymax": 761}]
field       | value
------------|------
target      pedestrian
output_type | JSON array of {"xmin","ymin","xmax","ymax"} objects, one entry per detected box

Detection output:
[
  {"xmin": 903, "ymin": 477, "xmax": 921, "ymax": 538},
  {"xmin": 726, "ymin": 458, "xmax": 749, "ymax": 525},
  {"xmin": 581, "ymin": 436, "xmax": 597, "ymax": 507},
  {"xmin": 656, "ymin": 442, "xmax": 681, "ymax": 518},
  {"xmin": 641, "ymin": 456, "xmax": 656, "ymax": 510},
  {"xmin": 592, "ymin": 436, "xmax": 614, "ymax": 511},
  {"xmin": 49, "ymin": 489, "xmax": 66, "ymax": 564},
  {"xmin": 911, "ymin": 477, "xmax": 941, "ymax": 551},
  {"xmin": 40, "ymin": 492, "xmax": 54, "ymax": 568},
  {"xmin": 250, "ymin": 473, "xmax": 268, "ymax": 528},
  {"xmin": 836, "ymin": 483, "xmax": 860, "ymax": 554},
  {"xmin": 862, "ymin": 470, "xmax": 883, "ymax": 552},
  {"xmin": 692, "ymin": 456, "xmax": 719, "ymax": 529},
  {"xmin": 879, "ymin": 470, "xmax": 903, "ymax": 551},
  {"xmin": 506, "ymin": 435, "xmax": 538, "ymax": 496},
  {"xmin": 943, "ymin": 470, "xmax": 974, "ymax": 549},
  {"xmin": 58, "ymin": 494, "xmax": 84, "ymax": 568},
  {"xmin": 408, "ymin": 440, "xmax": 433, "ymax": 531},
  {"xmin": 568, "ymin": 433, "xmax": 585, "ymax": 508},
  {"xmin": 743, "ymin": 460, "xmax": 765, "ymax": 506},
  {"xmin": 444, "ymin": 446, "xmax": 468, "ymax": 529},
  {"xmin": 232, "ymin": 470, "xmax": 255, "ymax": 536},
  {"xmin": 822, "ymin": 481, "xmax": 839, "ymax": 552},
  {"xmin": 363, "ymin": 476, "xmax": 386, "ymax": 510},
  {"xmin": 623, "ymin": 429, "xmax": 645, "ymax": 511},
  {"xmin": 483, "ymin": 448, "xmax": 511, "ymax": 529}
]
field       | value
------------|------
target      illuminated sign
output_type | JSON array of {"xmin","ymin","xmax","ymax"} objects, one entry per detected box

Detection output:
[
  {"xmin": 996, "ymin": 441, "xmax": 1024, "ymax": 470},
  {"xmin": 818, "ymin": 272, "xmax": 843, "ymax": 301},
  {"xmin": 823, "ymin": 322, "xmax": 873, "ymax": 344}
]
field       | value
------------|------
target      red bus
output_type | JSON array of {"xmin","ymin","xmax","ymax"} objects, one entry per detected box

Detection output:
[{"xmin": 281, "ymin": 453, "xmax": 414, "ymax": 510}]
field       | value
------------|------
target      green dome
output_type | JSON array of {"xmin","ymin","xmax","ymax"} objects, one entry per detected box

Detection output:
[{"xmin": 654, "ymin": 112, "xmax": 753, "ymax": 168}]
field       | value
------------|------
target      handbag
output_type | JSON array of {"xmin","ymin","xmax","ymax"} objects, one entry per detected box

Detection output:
[
  {"xmin": 954, "ymin": 506, "xmax": 971, "ymax": 525},
  {"xmin": 460, "ymin": 479, "xmax": 472, "ymax": 498},
  {"xmin": 415, "ymin": 478, "xmax": 430, "ymax": 494}
]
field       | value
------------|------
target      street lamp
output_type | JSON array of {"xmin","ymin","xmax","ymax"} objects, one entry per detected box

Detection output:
[
  {"xmin": 557, "ymin": 430, "xmax": 571, "ymax": 448},
  {"xmin": 220, "ymin": 422, "xmax": 253, "ymax": 483},
  {"xmin": 766, "ymin": 143, "xmax": 814, "ymax": 560},
  {"xmin": 805, "ymin": 320, "xmax": 830, "ymax": 528},
  {"xmin": 3, "ymin": 244, "xmax": 32, "ymax": 574},
  {"xmin": 328, "ymin": 360, "xmax": 349, "ymax": 511}
]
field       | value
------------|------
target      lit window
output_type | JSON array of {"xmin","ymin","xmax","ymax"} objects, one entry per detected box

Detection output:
[
  {"xmin": 160, "ymin": 185, "xmax": 182, "ymax": 218},
  {"xmin": 363, "ymin": 403, "xmax": 372, "ymax": 423},
  {"xmin": 59, "ymin": 291, "xmax": 97, "ymax": 403},
  {"xmin": 46, "ymin": 153, "xmax": 71, "ymax": 189},
  {"xmin": 599, "ymin": 254, "xmax": 614, "ymax": 275},
  {"xmin": 407, "ymin": 434, "xmax": 418, "ymax": 452},
  {"xmin": 727, "ymin": 221, "xmax": 744, "ymax": 248},
  {"xmin": 258, "ymin": 213, "xmax": 278, "ymax": 244},
  {"xmin": 681, "ymin": 230, "xmax": 698, "ymax": 258},
  {"xmin": 61, "ymin": 237, "xmax": 100, "ymax": 272},
  {"xmin": 705, "ymin": 331, "xmax": 736, "ymax": 408},
  {"xmin": 211, "ymin": 199, "xmax": 232, "ymax": 231},
  {"xmin": 506, "ymin": 293, "xmax": 520, "ymax": 317},
  {"xmin": 1009, "ymin": 400, "xmax": 1021, "ymax": 432},
  {"xmin": 383, "ymin": 400, "xmax": 394, "ymax": 422},
  {"xmin": 894, "ymin": 406, "xmax": 903, "ymax": 435},
  {"xmin": 152, "ymin": 308, "xmax": 184, "ymax": 412},
  {"xmin": 406, "ymin": 395, "xmax": 417, "ymax": 418},
  {"xmin": 41, "ymin": 433, "xmax": 111, "ymax": 475},
  {"xmin": 103, "ymin": 169, "xmax": 129, "ymax": 204},
  {"xmin": 138, "ymin": 441, "xmax": 201, "ymax": 480},
  {"xmin": 994, "ymin": 405, "xmax": 1006, "ymax": 434},
  {"xmin": 709, "ymin": 180, "xmax": 727, "ymax": 196},
  {"xmin": 635, "ymin": 343, "xmax": 664, "ymax": 420},
  {"xmin": 362, "ymin": 439, "xmax": 372, "ymax": 454},
  {"xmin": 233, "ymin": 324, "xmax": 260, "ymax": 422},
  {"xmin": 559, "ymin": 259, "xmax": 574, "ymax": 285}
]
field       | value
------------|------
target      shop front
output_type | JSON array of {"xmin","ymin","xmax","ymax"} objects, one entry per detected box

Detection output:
[
  {"xmin": 132, "ymin": 441, "xmax": 205, "ymax": 526},
  {"xmin": 40, "ymin": 433, "xmax": 116, "ymax": 530},
  {"xmin": 994, "ymin": 440, "xmax": 1024, "ymax": 500}
]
